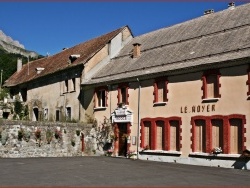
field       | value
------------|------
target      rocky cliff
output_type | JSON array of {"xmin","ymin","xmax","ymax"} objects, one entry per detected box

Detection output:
[{"xmin": 0, "ymin": 30, "xmax": 39, "ymax": 58}]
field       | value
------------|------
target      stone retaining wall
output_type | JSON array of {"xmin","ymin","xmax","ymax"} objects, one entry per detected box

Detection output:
[{"xmin": 0, "ymin": 120, "xmax": 94, "ymax": 158}]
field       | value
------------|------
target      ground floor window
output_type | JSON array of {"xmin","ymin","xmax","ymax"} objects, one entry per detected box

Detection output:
[
  {"xmin": 141, "ymin": 117, "xmax": 182, "ymax": 151},
  {"xmin": 191, "ymin": 114, "xmax": 246, "ymax": 154}
]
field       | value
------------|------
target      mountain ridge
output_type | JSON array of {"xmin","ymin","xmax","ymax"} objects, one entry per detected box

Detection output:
[{"xmin": 0, "ymin": 30, "xmax": 39, "ymax": 58}]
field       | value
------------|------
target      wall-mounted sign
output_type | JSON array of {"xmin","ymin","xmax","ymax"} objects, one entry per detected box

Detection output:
[
  {"xmin": 181, "ymin": 104, "xmax": 215, "ymax": 113},
  {"xmin": 111, "ymin": 106, "xmax": 133, "ymax": 123}
]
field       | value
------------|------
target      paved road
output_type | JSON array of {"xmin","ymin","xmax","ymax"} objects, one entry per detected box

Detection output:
[{"xmin": 0, "ymin": 156, "xmax": 249, "ymax": 186}]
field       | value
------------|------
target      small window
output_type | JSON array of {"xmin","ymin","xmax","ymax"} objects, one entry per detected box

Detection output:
[
  {"xmin": 142, "ymin": 121, "xmax": 151, "ymax": 149},
  {"xmin": 246, "ymin": 67, "xmax": 250, "ymax": 96},
  {"xmin": 201, "ymin": 70, "xmax": 221, "ymax": 100},
  {"xmin": 211, "ymin": 119, "xmax": 223, "ymax": 152},
  {"xmin": 194, "ymin": 119, "xmax": 206, "ymax": 152},
  {"xmin": 229, "ymin": 118, "xmax": 243, "ymax": 154},
  {"xmin": 117, "ymin": 84, "xmax": 129, "ymax": 105},
  {"xmin": 156, "ymin": 121, "xmax": 164, "ymax": 150},
  {"xmin": 170, "ymin": 120, "xmax": 180, "ymax": 151},
  {"xmin": 153, "ymin": 78, "xmax": 168, "ymax": 103},
  {"xmin": 44, "ymin": 108, "xmax": 48, "ymax": 120},
  {"xmin": 64, "ymin": 80, "xmax": 68, "ymax": 93},
  {"xmin": 94, "ymin": 87, "xmax": 108, "ymax": 108},
  {"xmin": 66, "ymin": 107, "xmax": 71, "ymax": 121},
  {"xmin": 56, "ymin": 110, "xmax": 60, "ymax": 121}
]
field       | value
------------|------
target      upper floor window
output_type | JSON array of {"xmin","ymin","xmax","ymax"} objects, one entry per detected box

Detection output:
[
  {"xmin": 153, "ymin": 78, "xmax": 168, "ymax": 104},
  {"xmin": 94, "ymin": 87, "xmax": 108, "ymax": 108},
  {"xmin": 117, "ymin": 83, "xmax": 129, "ymax": 105},
  {"xmin": 62, "ymin": 78, "xmax": 76, "ymax": 94},
  {"xmin": 201, "ymin": 70, "xmax": 221, "ymax": 101},
  {"xmin": 246, "ymin": 67, "xmax": 250, "ymax": 96}
]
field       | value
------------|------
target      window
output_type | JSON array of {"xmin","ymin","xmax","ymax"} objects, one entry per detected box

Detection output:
[
  {"xmin": 44, "ymin": 108, "xmax": 48, "ymax": 120},
  {"xmin": 194, "ymin": 119, "xmax": 206, "ymax": 152},
  {"xmin": 20, "ymin": 88, "xmax": 27, "ymax": 102},
  {"xmin": 141, "ymin": 117, "xmax": 182, "ymax": 152},
  {"xmin": 201, "ymin": 70, "xmax": 221, "ymax": 100},
  {"xmin": 56, "ymin": 110, "xmax": 60, "ymax": 121},
  {"xmin": 153, "ymin": 78, "xmax": 168, "ymax": 104},
  {"xmin": 211, "ymin": 119, "xmax": 223, "ymax": 150},
  {"xmin": 156, "ymin": 121, "xmax": 164, "ymax": 150},
  {"xmin": 246, "ymin": 67, "xmax": 250, "ymax": 96},
  {"xmin": 229, "ymin": 118, "xmax": 243, "ymax": 154},
  {"xmin": 62, "ymin": 78, "xmax": 76, "ymax": 94},
  {"xmin": 94, "ymin": 87, "xmax": 108, "ymax": 108},
  {"xmin": 170, "ymin": 120, "xmax": 180, "ymax": 151},
  {"xmin": 142, "ymin": 121, "xmax": 151, "ymax": 149},
  {"xmin": 117, "ymin": 84, "xmax": 129, "ymax": 105},
  {"xmin": 66, "ymin": 107, "xmax": 71, "ymax": 121},
  {"xmin": 191, "ymin": 115, "xmax": 246, "ymax": 154}
]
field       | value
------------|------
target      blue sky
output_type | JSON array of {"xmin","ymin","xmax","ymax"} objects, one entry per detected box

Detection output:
[{"xmin": 0, "ymin": 1, "xmax": 247, "ymax": 56}]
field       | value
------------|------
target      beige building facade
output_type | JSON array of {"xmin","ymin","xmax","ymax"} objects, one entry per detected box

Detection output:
[
  {"xmin": 82, "ymin": 3, "xmax": 250, "ymax": 168},
  {"xmin": 4, "ymin": 26, "xmax": 133, "ymax": 122}
]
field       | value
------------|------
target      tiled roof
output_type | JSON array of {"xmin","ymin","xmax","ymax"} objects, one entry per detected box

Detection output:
[
  {"xmin": 85, "ymin": 3, "xmax": 250, "ymax": 85},
  {"xmin": 4, "ymin": 26, "xmax": 127, "ymax": 87}
]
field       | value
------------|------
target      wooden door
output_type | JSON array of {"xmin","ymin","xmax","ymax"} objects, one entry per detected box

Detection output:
[{"xmin": 118, "ymin": 123, "xmax": 127, "ymax": 156}]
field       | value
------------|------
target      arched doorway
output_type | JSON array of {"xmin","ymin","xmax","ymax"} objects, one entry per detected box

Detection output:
[{"xmin": 33, "ymin": 107, "xmax": 39, "ymax": 121}]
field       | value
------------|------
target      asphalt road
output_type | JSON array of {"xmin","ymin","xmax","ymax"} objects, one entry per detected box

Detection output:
[{"xmin": 0, "ymin": 156, "xmax": 249, "ymax": 186}]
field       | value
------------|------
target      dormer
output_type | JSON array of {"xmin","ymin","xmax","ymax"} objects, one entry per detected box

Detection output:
[
  {"xmin": 36, "ymin": 67, "xmax": 45, "ymax": 74},
  {"xmin": 69, "ymin": 54, "xmax": 81, "ymax": 64}
]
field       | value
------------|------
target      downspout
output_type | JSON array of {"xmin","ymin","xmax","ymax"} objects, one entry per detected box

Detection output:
[{"xmin": 136, "ymin": 78, "xmax": 141, "ymax": 159}]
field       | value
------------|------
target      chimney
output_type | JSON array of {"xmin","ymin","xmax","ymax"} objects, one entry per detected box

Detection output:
[
  {"xmin": 133, "ymin": 43, "xmax": 141, "ymax": 58},
  {"xmin": 228, "ymin": 2, "xmax": 235, "ymax": 9},
  {"xmin": 17, "ymin": 58, "xmax": 22, "ymax": 72},
  {"xmin": 204, "ymin": 9, "xmax": 214, "ymax": 15}
]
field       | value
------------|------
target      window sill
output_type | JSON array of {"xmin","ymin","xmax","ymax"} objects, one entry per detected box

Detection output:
[
  {"xmin": 94, "ymin": 107, "xmax": 107, "ymax": 111},
  {"xmin": 153, "ymin": 102, "xmax": 167, "ymax": 106},
  {"xmin": 202, "ymin": 98, "xmax": 219, "ymax": 102},
  {"xmin": 139, "ymin": 150, "xmax": 182, "ymax": 156},
  {"xmin": 189, "ymin": 152, "xmax": 241, "ymax": 159}
]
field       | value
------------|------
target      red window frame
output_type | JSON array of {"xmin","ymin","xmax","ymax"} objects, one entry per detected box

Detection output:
[
  {"xmin": 140, "ymin": 117, "xmax": 182, "ymax": 151},
  {"xmin": 153, "ymin": 77, "xmax": 168, "ymax": 103},
  {"xmin": 191, "ymin": 114, "xmax": 246, "ymax": 154},
  {"xmin": 117, "ymin": 83, "xmax": 129, "ymax": 105},
  {"xmin": 94, "ymin": 86, "xmax": 108, "ymax": 108},
  {"xmin": 201, "ymin": 70, "xmax": 221, "ymax": 99},
  {"xmin": 246, "ymin": 67, "xmax": 250, "ymax": 96}
]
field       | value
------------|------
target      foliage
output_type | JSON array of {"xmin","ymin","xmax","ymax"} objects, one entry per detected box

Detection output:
[
  {"xmin": 46, "ymin": 129, "xmax": 53, "ymax": 144},
  {"xmin": 0, "ymin": 48, "xmax": 43, "ymax": 84},
  {"xmin": 35, "ymin": 128, "xmax": 41, "ymax": 140},
  {"xmin": 14, "ymin": 99, "xmax": 22, "ymax": 117},
  {"xmin": 0, "ymin": 88, "xmax": 9, "ymax": 100},
  {"xmin": 54, "ymin": 129, "xmax": 62, "ymax": 140},
  {"xmin": 1, "ymin": 129, "xmax": 8, "ymax": 145},
  {"xmin": 18, "ymin": 128, "xmax": 24, "ymax": 141}
]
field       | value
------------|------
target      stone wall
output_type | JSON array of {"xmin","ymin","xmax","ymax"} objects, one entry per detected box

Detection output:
[{"xmin": 0, "ymin": 120, "xmax": 96, "ymax": 158}]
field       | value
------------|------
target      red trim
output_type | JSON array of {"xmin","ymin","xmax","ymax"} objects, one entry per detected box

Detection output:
[
  {"xmin": 201, "ymin": 69, "xmax": 221, "ymax": 99},
  {"xmin": 153, "ymin": 77, "xmax": 168, "ymax": 103},
  {"xmin": 141, "ymin": 117, "xmax": 181, "ymax": 151},
  {"xmin": 228, "ymin": 114, "xmax": 246, "ymax": 153},
  {"xmin": 117, "ymin": 83, "xmax": 129, "ymax": 105},
  {"xmin": 246, "ymin": 67, "xmax": 250, "ymax": 96},
  {"xmin": 191, "ymin": 114, "xmax": 246, "ymax": 154}
]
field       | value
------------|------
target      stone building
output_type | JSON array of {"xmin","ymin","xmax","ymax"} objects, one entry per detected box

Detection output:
[
  {"xmin": 4, "ymin": 26, "xmax": 133, "ymax": 122},
  {"xmin": 82, "ymin": 3, "xmax": 250, "ymax": 168}
]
